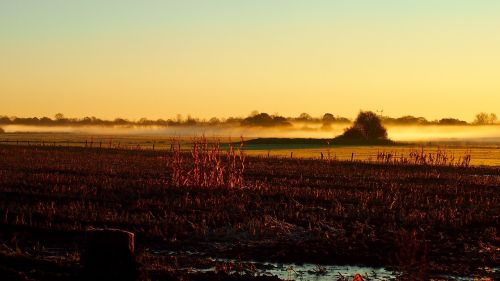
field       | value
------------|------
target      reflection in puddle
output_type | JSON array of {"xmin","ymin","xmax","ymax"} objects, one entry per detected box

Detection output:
[
  {"xmin": 148, "ymin": 250, "xmax": 498, "ymax": 281},
  {"xmin": 218, "ymin": 261, "xmax": 395, "ymax": 281},
  {"xmin": 150, "ymin": 250, "xmax": 395, "ymax": 280}
]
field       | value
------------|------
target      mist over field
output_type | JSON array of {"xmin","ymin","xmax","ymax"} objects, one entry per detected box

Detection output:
[
  {"xmin": 3, "ymin": 123, "xmax": 500, "ymax": 143},
  {"xmin": 386, "ymin": 125, "xmax": 500, "ymax": 142}
]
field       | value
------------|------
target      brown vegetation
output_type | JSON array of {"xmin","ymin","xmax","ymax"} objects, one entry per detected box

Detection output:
[
  {"xmin": 0, "ymin": 144, "xmax": 498, "ymax": 280},
  {"xmin": 170, "ymin": 138, "xmax": 245, "ymax": 188}
]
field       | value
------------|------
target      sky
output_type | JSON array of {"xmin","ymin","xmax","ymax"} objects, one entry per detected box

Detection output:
[{"xmin": 1, "ymin": 0, "xmax": 499, "ymax": 121}]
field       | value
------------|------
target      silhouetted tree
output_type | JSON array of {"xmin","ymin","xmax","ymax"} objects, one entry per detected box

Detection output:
[
  {"xmin": 383, "ymin": 115, "xmax": 429, "ymax": 125},
  {"xmin": 54, "ymin": 113, "xmax": 65, "ymax": 121},
  {"xmin": 322, "ymin": 113, "xmax": 335, "ymax": 123},
  {"xmin": 156, "ymin": 119, "xmax": 168, "ymax": 126},
  {"xmin": 241, "ymin": 113, "xmax": 291, "ymax": 127},
  {"xmin": 272, "ymin": 115, "xmax": 289, "ymax": 124},
  {"xmin": 0, "ymin": 116, "xmax": 11, "ymax": 124},
  {"xmin": 0, "ymin": 127, "xmax": 4, "ymax": 134},
  {"xmin": 474, "ymin": 112, "xmax": 497, "ymax": 125},
  {"xmin": 296, "ymin": 113, "xmax": 312, "ymax": 121},
  {"xmin": 354, "ymin": 111, "xmax": 388, "ymax": 139},
  {"xmin": 320, "ymin": 113, "xmax": 335, "ymax": 130},
  {"xmin": 438, "ymin": 118, "xmax": 467, "ymax": 125},
  {"xmin": 40, "ymin": 117, "xmax": 52, "ymax": 124},
  {"xmin": 339, "ymin": 111, "xmax": 388, "ymax": 141},
  {"xmin": 185, "ymin": 115, "xmax": 198, "ymax": 125},
  {"xmin": 242, "ymin": 113, "xmax": 272, "ymax": 126},
  {"xmin": 114, "ymin": 118, "xmax": 129, "ymax": 125},
  {"xmin": 80, "ymin": 117, "xmax": 93, "ymax": 125},
  {"xmin": 209, "ymin": 117, "xmax": 221, "ymax": 124}
]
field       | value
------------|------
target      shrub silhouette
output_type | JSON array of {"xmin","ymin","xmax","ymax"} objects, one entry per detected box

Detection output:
[
  {"xmin": 0, "ymin": 127, "xmax": 4, "ymax": 134},
  {"xmin": 241, "ymin": 113, "xmax": 291, "ymax": 127},
  {"xmin": 338, "ymin": 111, "xmax": 388, "ymax": 141}
]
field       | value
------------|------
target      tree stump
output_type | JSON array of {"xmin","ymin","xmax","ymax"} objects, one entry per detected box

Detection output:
[{"xmin": 81, "ymin": 228, "xmax": 140, "ymax": 280}]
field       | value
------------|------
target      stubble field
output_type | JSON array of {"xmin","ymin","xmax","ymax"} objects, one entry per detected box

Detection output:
[{"xmin": 0, "ymin": 144, "xmax": 498, "ymax": 280}]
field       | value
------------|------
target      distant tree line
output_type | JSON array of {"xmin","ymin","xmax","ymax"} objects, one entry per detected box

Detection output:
[
  {"xmin": 0, "ymin": 112, "xmax": 497, "ymax": 128},
  {"xmin": 381, "ymin": 112, "xmax": 498, "ymax": 126},
  {"xmin": 0, "ymin": 112, "xmax": 352, "ymax": 128},
  {"xmin": 381, "ymin": 116, "xmax": 469, "ymax": 125}
]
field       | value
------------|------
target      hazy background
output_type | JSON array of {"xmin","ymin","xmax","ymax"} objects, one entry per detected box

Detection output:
[{"xmin": 2, "ymin": 124, "xmax": 500, "ymax": 143}]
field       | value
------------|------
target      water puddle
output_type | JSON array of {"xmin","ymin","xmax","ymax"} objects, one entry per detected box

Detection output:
[
  {"xmin": 212, "ymin": 260, "xmax": 395, "ymax": 281},
  {"xmin": 146, "ymin": 249, "xmax": 499, "ymax": 280},
  {"xmin": 148, "ymin": 250, "xmax": 395, "ymax": 280}
]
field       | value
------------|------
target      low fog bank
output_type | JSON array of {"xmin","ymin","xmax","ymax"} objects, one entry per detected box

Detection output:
[
  {"xmin": 1, "ymin": 123, "xmax": 344, "ymax": 138},
  {"xmin": 2, "ymin": 124, "xmax": 500, "ymax": 143},
  {"xmin": 386, "ymin": 125, "xmax": 500, "ymax": 143}
]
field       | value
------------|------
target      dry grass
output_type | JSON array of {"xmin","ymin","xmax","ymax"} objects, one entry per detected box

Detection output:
[
  {"xmin": 0, "ymin": 144, "xmax": 497, "ymax": 279},
  {"xmin": 170, "ymin": 137, "xmax": 245, "ymax": 188},
  {"xmin": 376, "ymin": 147, "xmax": 472, "ymax": 167}
]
